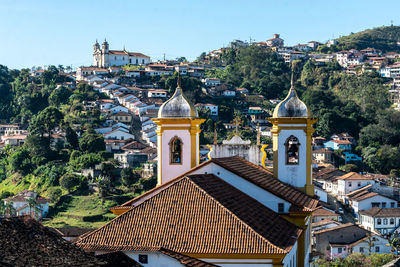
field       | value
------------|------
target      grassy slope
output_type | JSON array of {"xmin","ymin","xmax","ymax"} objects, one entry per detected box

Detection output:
[{"xmin": 42, "ymin": 192, "xmax": 138, "ymax": 229}]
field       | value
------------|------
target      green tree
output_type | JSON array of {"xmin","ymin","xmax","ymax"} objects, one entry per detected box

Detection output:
[
  {"xmin": 47, "ymin": 187, "xmax": 63, "ymax": 203},
  {"xmin": 9, "ymin": 148, "xmax": 33, "ymax": 175},
  {"xmin": 29, "ymin": 106, "xmax": 64, "ymax": 137},
  {"xmin": 79, "ymin": 131, "xmax": 105, "ymax": 153},
  {"xmin": 48, "ymin": 86, "xmax": 72, "ymax": 106},
  {"xmin": 65, "ymin": 126, "xmax": 79, "ymax": 149},
  {"xmin": 121, "ymin": 168, "xmax": 140, "ymax": 187},
  {"xmin": 59, "ymin": 173, "xmax": 81, "ymax": 193}
]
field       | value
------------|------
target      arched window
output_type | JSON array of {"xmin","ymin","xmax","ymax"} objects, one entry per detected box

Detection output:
[
  {"xmin": 285, "ymin": 135, "xmax": 300, "ymax": 165},
  {"xmin": 169, "ymin": 137, "xmax": 183, "ymax": 164}
]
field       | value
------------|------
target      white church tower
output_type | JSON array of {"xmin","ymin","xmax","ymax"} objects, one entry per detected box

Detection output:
[
  {"xmin": 269, "ymin": 77, "xmax": 317, "ymax": 196},
  {"xmin": 153, "ymin": 77, "xmax": 205, "ymax": 185}
]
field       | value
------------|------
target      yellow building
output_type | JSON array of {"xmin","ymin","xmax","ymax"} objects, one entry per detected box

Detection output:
[{"xmin": 76, "ymin": 78, "xmax": 319, "ymax": 266}]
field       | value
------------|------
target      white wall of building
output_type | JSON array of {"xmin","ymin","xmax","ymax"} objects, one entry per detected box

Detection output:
[
  {"xmin": 161, "ymin": 129, "xmax": 192, "ymax": 184},
  {"xmin": 277, "ymin": 129, "xmax": 307, "ymax": 188},
  {"xmin": 338, "ymin": 179, "xmax": 374, "ymax": 196},
  {"xmin": 124, "ymin": 251, "xmax": 184, "ymax": 267}
]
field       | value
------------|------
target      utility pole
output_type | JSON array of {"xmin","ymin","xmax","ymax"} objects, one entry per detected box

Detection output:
[{"xmin": 163, "ymin": 53, "xmax": 166, "ymax": 61}]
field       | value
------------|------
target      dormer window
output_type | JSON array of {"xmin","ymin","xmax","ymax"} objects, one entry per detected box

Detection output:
[
  {"xmin": 169, "ymin": 137, "xmax": 182, "ymax": 164},
  {"xmin": 285, "ymin": 135, "xmax": 300, "ymax": 165}
]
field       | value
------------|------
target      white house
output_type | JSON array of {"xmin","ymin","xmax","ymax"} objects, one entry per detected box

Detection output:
[
  {"xmin": 147, "ymin": 89, "xmax": 168, "ymax": 98},
  {"xmin": 201, "ymin": 78, "xmax": 221, "ymax": 87},
  {"xmin": 195, "ymin": 103, "xmax": 218, "ymax": 116},
  {"xmin": 337, "ymin": 172, "xmax": 375, "ymax": 201},
  {"xmin": 359, "ymin": 208, "xmax": 400, "ymax": 236},
  {"xmin": 314, "ymin": 223, "xmax": 390, "ymax": 259},
  {"xmin": 347, "ymin": 186, "xmax": 398, "ymax": 216},
  {"xmin": 312, "ymin": 206, "xmax": 340, "ymax": 223},
  {"xmin": 222, "ymin": 89, "xmax": 236, "ymax": 97},
  {"xmin": 3, "ymin": 191, "xmax": 49, "ymax": 219},
  {"xmin": 103, "ymin": 129, "xmax": 135, "ymax": 141}
]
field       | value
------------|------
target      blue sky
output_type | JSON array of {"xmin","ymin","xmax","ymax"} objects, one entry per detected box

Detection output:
[{"xmin": 1, "ymin": 0, "xmax": 399, "ymax": 69}]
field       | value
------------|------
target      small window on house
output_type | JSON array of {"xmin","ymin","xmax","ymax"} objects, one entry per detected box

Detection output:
[
  {"xmin": 338, "ymin": 247, "xmax": 342, "ymax": 253},
  {"xmin": 384, "ymin": 218, "xmax": 388, "ymax": 225},
  {"xmin": 169, "ymin": 137, "xmax": 182, "ymax": 164},
  {"xmin": 278, "ymin": 203, "xmax": 284, "ymax": 213},
  {"xmin": 138, "ymin": 254, "xmax": 148, "ymax": 264},
  {"xmin": 349, "ymin": 182, "xmax": 352, "ymax": 187},
  {"xmin": 382, "ymin": 203, "xmax": 387, "ymax": 208},
  {"xmin": 285, "ymin": 135, "xmax": 300, "ymax": 165},
  {"xmin": 114, "ymin": 56, "xmax": 117, "ymax": 60},
  {"xmin": 390, "ymin": 218, "xmax": 395, "ymax": 224},
  {"xmin": 360, "ymin": 247, "xmax": 364, "ymax": 253},
  {"xmin": 377, "ymin": 218, "xmax": 382, "ymax": 225},
  {"xmin": 358, "ymin": 182, "xmax": 361, "ymax": 187},
  {"xmin": 142, "ymin": 59, "xmax": 145, "ymax": 64},
  {"xmin": 391, "ymin": 202, "xmax": 395, "ymax": 208},
  {"xmin": 375, "ymin": 246, "xmax": 380, "ymax": 252},
  {"xmin": 136, "ymin": 59, "xmax": 139, "ymax": 64},
  {"xmin": 372, "ymin": 202, "xmax": 380, "ymax": 207},
  {"xmin": 129, "ymin": 58, "xmax": 132, "ymax": 63}
]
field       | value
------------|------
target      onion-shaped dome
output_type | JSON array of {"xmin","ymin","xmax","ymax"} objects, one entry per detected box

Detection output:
[
  {"xmin": 272, "ymin": 79, "xmax": 311, "ymax": 118},
  {"xmin": 158, "ymin": 80, "xmax": 198, "ymax": 118}
]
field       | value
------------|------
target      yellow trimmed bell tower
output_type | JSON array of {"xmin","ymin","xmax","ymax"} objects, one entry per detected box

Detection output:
[
  {"xmin": 153, "ymin": 76, "xmax": 205, "ymax": 185},
  {"xmin": 268, "ymin": 77, "xmax": 317, "ymax": 196}
]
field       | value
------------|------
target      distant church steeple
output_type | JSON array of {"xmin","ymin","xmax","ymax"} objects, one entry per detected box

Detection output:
[
  {"xmin": 153, "ymin": 73, "xmax": 205, "ymax": 185},
  {"xmin": 268, "ymin": 71, "xmax": 317, "ymax": 196}
]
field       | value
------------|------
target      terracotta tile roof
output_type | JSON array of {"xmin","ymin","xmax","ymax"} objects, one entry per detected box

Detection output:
[
  {"xmin": 312, "ymin": 206, "xmax": 339, "ymax": 217},
  {"xmin": 211, "ymin": 156, "xmax": 319, "ymax": 211},
  {"xmin": 0, "ymin": 216, "xmax": 105, "ymax": 266},
  {"xmin": 76, "ymin": 174, "xmax": 301, "ymax": 254},
  {"xmin": 338, "ymin": 172, "xmax": 374, "ymax": 181},
  {"xmin": 332, "ymin": 139, "xmax": 352, "ymax": 145},
  {"xmin": 313, "ymin": 168, "xmax": 346, "ymax": 182},
  {"xmin": 359, "ymin": 207, "xmax": 400, "ymax": 217},
  {"xmin": 349, "ymin": 191, "xmax": 379, "ymax": 202},
  {"xmin": 346, "ymin": 184, "xmax": 373, "ymax": 197},
  {"xmin": 121, "ymin": 140, "xmax": 148, "ymax": 151}
]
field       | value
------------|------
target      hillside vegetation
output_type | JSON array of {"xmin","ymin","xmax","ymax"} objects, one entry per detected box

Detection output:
[{"xmin": 320, "ymin": 25, "xmax": 400, "ymax": 53}]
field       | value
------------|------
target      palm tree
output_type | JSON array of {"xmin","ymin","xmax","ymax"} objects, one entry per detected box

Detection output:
[
  {"xmin": 4, "ymin": 202, "xmax": 16, "ymax": 217},
  {"xmin": 27, "ymin": 198, "xmax": 42, "ymax": 220}
]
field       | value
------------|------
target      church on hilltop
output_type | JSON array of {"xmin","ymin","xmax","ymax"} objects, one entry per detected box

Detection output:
[
  {"xmin": 76, "ymin": 77, "xmax": 319, "ymax": 266},
  {"xmin": 93, "ymin": 39, "xmax": 150, "ymax": 67}
]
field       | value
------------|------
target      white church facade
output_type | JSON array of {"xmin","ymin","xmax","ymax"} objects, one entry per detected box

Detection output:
[
  {"xmin": 93, "ymin": 39, "xmax": 150, "ymax": 67},
  {"xmin": 76, "ymin": 75, "xmax": 319, "ymax": 266}
]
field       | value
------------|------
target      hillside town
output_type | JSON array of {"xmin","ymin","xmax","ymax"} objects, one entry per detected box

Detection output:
[{"xmin": 2, "ymin": 28, "xmax": 400, "ymax": 266}]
